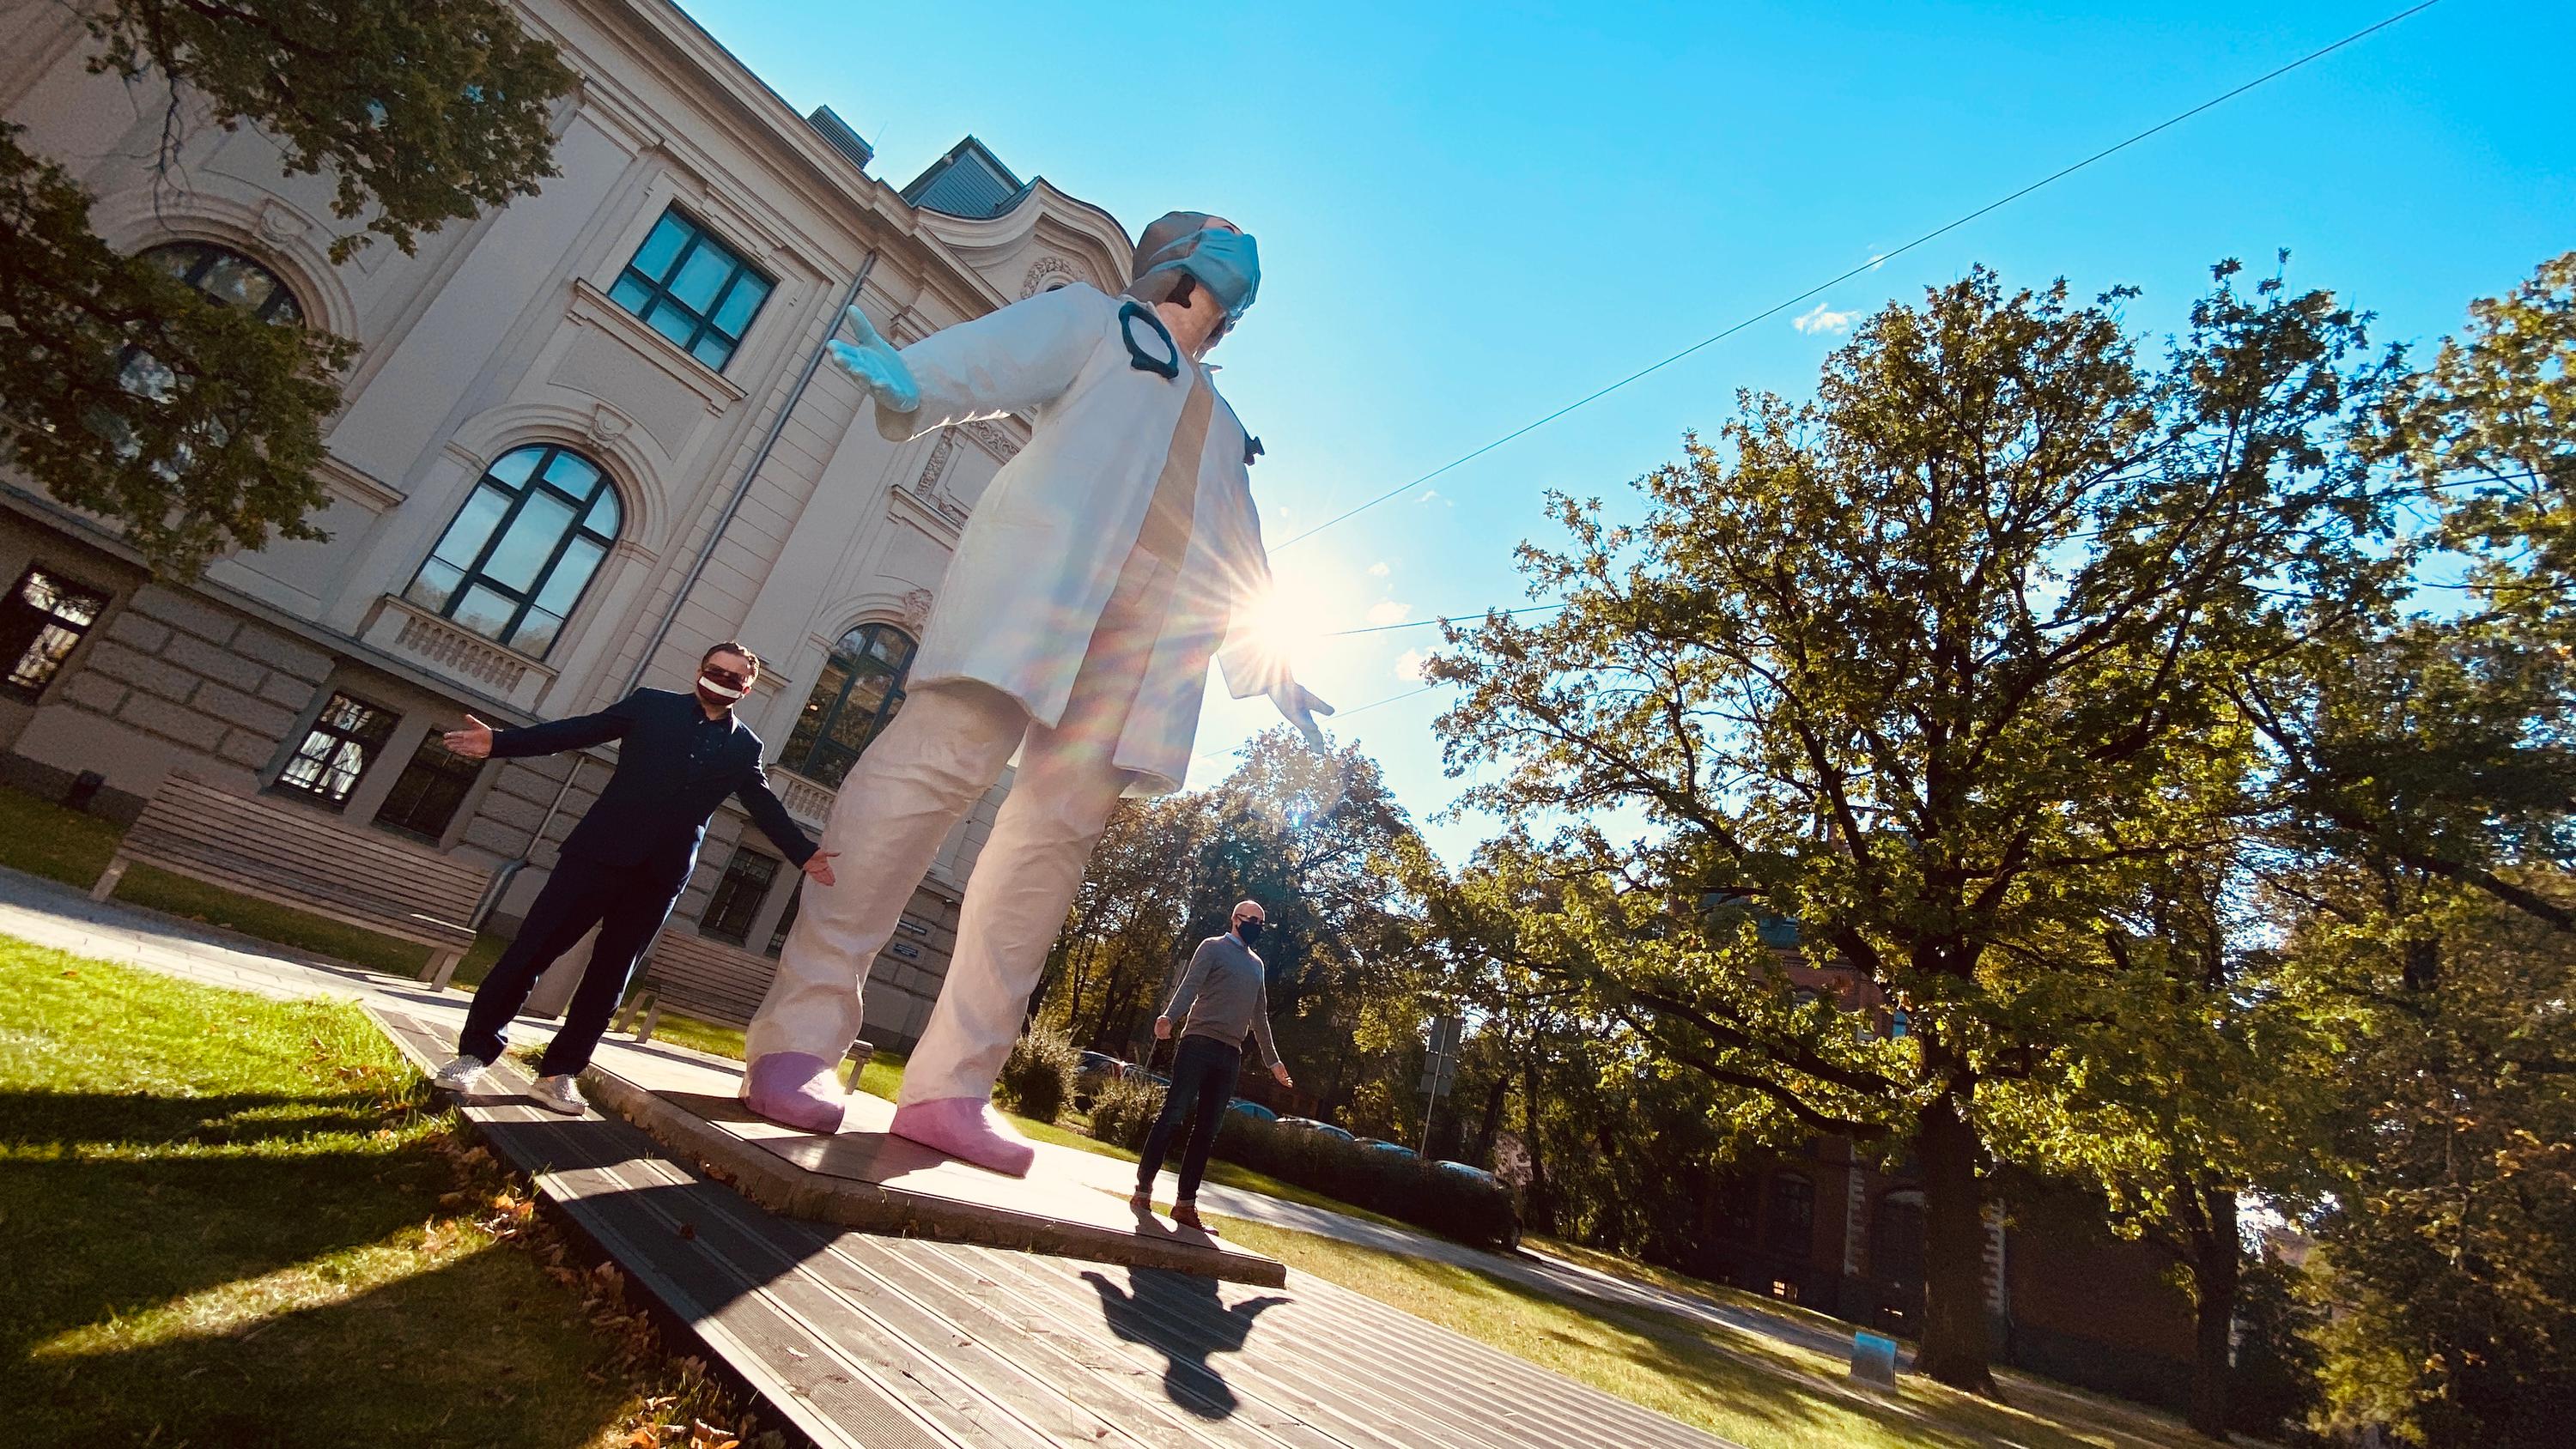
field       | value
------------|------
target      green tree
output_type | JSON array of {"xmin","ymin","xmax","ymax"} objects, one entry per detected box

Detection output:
[
  {"xmin": 1424, "ymin": 260, "xmax": 2395, "ymax": 1391},
  {"xmin": 2290, "ymin": 875, "xmax": 2576, "ymax": 1449},
  {"xmin": 1, "ymin": 2, "xmax": 573, "ymax": 572},
  {"xmin": 1986, "ymin": 839, "xmax": 2350, "ymax": 1439}
]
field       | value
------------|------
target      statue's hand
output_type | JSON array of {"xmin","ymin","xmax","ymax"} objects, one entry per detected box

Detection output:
[
  {"xmin": 829, "ymin": 305, "xmax": 921, "ymax": 413},
  {"xmin": 1268, "ymin": 682, "xmax": 1334, "ymax": 753}
]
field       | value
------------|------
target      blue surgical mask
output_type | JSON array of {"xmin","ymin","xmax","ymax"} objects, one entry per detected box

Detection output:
[{"xmin": 1139, "ymin": 227, "xmax": 1261, "ymax": 320}]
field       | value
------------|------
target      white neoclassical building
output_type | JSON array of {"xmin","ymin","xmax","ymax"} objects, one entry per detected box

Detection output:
[{"xmin": 0, "ymin": 0, "xmax": 1139, "ymax": 1047}]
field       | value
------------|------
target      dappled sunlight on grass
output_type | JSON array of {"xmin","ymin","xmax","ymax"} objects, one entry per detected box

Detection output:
[
  {"xmin": 1216, "ymin": 1216, "xmax": 2227, "ymax": 1449},
  {"xmin": 0, "ymin": 941, "xmax": 750, "ymax": 1446}
]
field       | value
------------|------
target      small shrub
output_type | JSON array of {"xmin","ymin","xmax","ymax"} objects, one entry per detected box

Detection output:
[
  {"xmin": 1217, "ymin": 1117, "xmax": 1521, "ymax": 1251},
  {"xmin": 1085, "ymin": 1074, "xmax": 1165, "ymax": 1151},
  {"xmin": 993, "ymin": 1029, "xmax": 1078, "ymax": 1125}
]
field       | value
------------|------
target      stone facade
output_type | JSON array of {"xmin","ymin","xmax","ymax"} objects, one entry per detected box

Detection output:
[{"xmin": 0, "ymin": 0, "xmax": 1139, "ymax": 1052}]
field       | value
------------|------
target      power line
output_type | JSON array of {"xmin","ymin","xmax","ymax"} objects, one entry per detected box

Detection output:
[
  {"xmin": 1270, "ymin": 0, "xmax": 2446, "ymax": 553},
  {"xmin": 1327, "ymin": 471, "xmax": 2537, "ymax": 638}
]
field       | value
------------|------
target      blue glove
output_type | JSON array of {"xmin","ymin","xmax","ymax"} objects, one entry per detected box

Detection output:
[
  {"xmin": 828, "ymin": 305, "xmax": 920, "ymax": 414},
  {"xmin": 1269, "ymin": 682, "xmax": 1334, "ymax": 753}
]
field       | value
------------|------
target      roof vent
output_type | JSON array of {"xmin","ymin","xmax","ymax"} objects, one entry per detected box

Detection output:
[{"xmin": 805, "ymin": 106, "xmax": 872, "ymax": 173}]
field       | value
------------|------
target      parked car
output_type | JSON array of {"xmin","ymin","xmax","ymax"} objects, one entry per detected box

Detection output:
[
  {"xmin": 1276, "ymin": 1115, "xmax": 1354, "ymax": 1143},
  {"xmin": 1356, "ymin": 1137, "xmax": 1419, "ymax": 1159},
  {"xmin": 1074, "ymin": 1051, "xmax": 1135, "ymax": 1082},
  {"xmin": 1224, "ymin": 1098, "xmax": 1278, "ymax": 1121}
]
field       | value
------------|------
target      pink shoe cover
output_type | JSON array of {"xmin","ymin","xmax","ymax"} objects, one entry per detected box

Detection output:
[
  {"xmin": 888, "ymin": 1096, "xmax": 1036, "ymax": 1176},
  {"xmin": 741, "ymin": 1052, "xmax": 846, "ymax": 1134}
]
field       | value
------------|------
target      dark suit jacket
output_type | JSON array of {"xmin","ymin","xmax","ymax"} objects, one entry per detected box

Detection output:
[{"xmin": 491, "ymin": 688, "xmax": 817, "ymax": 893}]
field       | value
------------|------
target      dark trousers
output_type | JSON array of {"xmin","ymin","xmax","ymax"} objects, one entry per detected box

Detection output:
[
  {"xmin": 1137, "ymin": 1034, "xmax": 1242, "ymax": 1201},
  {"xmin": 456, "ymin": 855, "xmax": 680, "ymax": 1077}
]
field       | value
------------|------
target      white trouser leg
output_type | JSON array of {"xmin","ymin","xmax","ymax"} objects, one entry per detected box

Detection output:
[
  {"xmin": 744, "ymin": 681, "xmax": 1024, "ymax": 1062},
  {"xmin": 896, "ymin": 557, "xmax": 1168, "ymax": 1105}
]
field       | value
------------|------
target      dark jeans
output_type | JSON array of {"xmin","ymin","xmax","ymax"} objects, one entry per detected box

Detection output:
[
  {"xmin": 1137, "ymin": 1034, "xmax": 1242, "ymax": 1201},
  {"xmin": 456, "ymin": 855, "xmax": 680, "ymax": 1077}
]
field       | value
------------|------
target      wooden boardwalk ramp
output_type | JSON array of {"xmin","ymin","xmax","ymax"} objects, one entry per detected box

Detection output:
[{"xmin": 371, "ymin": 1008, "xmax": 1739, "ymax": 1449}]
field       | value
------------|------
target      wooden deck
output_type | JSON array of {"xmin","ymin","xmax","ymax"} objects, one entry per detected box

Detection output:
[{"xmin": 368, "ymin": 1008, "xmax": 1739, "ymax": 1449}]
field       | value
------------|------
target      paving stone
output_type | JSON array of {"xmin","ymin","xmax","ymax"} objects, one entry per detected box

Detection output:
[
  {"xmin": 163, "ymin": 632, "xmax": 267, "ymax": 692},
  {"xmin": 58, "ymin": 670, "xmax": 126, "ymax": 714},
  {"xmin": 85, "ymin": 640, "xmax": 197, "ymax": 702},
  {"xmin": 228, "ymin": 624, "xmax": 332, "ymax": 682},
  {"xmin": 192, "ymin": 682, "xmax": 299, "ymax": 740},
  {"xmin": 217, "ymin": 729, "xmax": 278, "ymax": 768},
  {"xmin": 258, "ymin": 671, "xmax": 315, "ymax": 709},
  {"xmin": 114, "ymin": 693, "xmax": 226, "ymax": 750},
  {"xmin": 129, "ymin": 583, "xmax": 240, "ymax": 645},
  {"xmin": 104, "ymin": 611, "xmax": 171, "ymax": 652}
]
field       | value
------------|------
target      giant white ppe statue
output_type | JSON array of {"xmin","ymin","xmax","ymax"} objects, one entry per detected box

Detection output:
[{"xmin": 738, "ymin": 213, "xmax": 1330, "ymax": 1174}]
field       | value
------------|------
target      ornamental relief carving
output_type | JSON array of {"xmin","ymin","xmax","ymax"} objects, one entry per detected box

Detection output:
[
  {"xmin": 958, "ymin": 419, "xmax": 1022, "ymax": 464},
  {"xmin": 1018, "ymin": 256, "xmax": 1082, "ymax": 298},
  {"xmin": 901, "ymin": 588, "xmax": 935, "ymax": 632}
]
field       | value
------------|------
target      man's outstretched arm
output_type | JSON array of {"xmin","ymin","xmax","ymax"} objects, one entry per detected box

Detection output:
[{"xmin": 442, "ymin": 691, "xmax": 642, "ymax": 761}]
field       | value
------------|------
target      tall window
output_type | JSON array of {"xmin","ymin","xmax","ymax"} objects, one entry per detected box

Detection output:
[
  {"xmin": 608, "ymin": 209, "xmax": 773, "ymax": 371},
  {"xmin": 404, "ymin": 445, "xmax": 620, "ymax": 657},
  {"xmin": 0, "ymin": 567, "xmax": 112, "ymax": 698},
  {"xmin": 765, "ymin": 888, "xmax": 800, "ymax": 958},
  {"xmin": 782, "ymin": 622, "xmax": 914, "ymax": 789},
  {"xmin": 276, "ymin": 692, "xmax": 396, "ymax": 808},
  {"xmin": 374, "ymin": 736, "xmax": 482, "ymax": 841},
  {"xmin": 700, "ymin": 846, "xmax": 779, "ymax": 946},
  {"xmin": 1873, "ymin": 1191, "xmax": 1928, "ymax": 1286},
  {"xmin": 1765, "ymin": 1173, "xmax": 1816, "ymax": 1254},
  {"xmin": 114, "ymin": 243, "xmax": 305, "ymax": 457}
]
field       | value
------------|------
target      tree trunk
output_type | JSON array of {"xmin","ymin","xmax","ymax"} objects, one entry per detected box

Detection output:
[
  {"xmin": 1912, "ymin": 1090, "xmax": 1997, "ymax": 1393},
  {"xmin": 1471, "ymin": 1072, "xmax": 1509, "ymax": 1165},
  {"xmin": 2187, "ymin": 1190, "xmax": 2240, "ymax": 1440},
  {"xmin": 1522, "ymin": 1057, "xmax": 1554, "ymax": 1234}
]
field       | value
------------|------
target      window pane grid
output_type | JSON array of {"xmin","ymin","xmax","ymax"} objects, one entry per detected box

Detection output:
[
  {"xmin": 700, "ymin": 847, "xmax": 780, "ymax": 945},
  {"xmin": 403, "ymin": 445, "xmax": 619, "ymax": 658},
  {"xmin": 609, "ymin": 208, "xmax": 771, "ymax": 372},
  {"xmin": 0, "ymin": 567, "xmax": 112, "ymax": 697},
  {"xmin": 784, "ymin": 622, "xmax": 914, "ymax": 790},
  {"xmin": 275, "ymin": 692, "xmax": 396, "ymax": 809},
  {"xmin": 374, "ymin": 736, "xmax": 482, "ymax": 840}
]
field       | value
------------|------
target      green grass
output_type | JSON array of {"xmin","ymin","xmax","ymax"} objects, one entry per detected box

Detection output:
[
  {"xmin": 1214, "ymin": 1216, "xmax": 2222, "ymax": 1449},
  {"xmin": 0, "ymin": 938, "xmax": 643, "ymax": 1445}
]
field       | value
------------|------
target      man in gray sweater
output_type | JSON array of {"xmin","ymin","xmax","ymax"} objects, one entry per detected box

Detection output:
[{"xmin": 1131, "ymin": 899, "xmax": 1295, "ymax": 1232}]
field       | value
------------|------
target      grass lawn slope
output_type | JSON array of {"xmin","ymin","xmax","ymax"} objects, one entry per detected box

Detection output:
[{"xmin": 0, "ymin": 938, "xmax": 774, "ymax": 1447}]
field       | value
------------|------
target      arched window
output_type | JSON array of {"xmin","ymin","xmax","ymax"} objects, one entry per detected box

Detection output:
[
  {"xmin": 404, "ymin": 445, "xmax": 620, "ymax": 657},
  {"xmin": 781, "ymin": 621, "xmax": 915, "ymax": 787},
  {"xmin": 118, "ymin": 242, "xmax": 306, "ymax": 409},
  {"xmin": 143, "ymin": 241, "xmax": 305, "ymax": 323}
]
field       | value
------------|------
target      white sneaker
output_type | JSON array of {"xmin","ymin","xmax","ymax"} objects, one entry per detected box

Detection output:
[
  {"xmin": 431, "ymin": 1054, "xmax": 490, "ymax": 1092},
  {"xmin": 528, "ymin": 1074, "xmax": 586, "ymax": 1116}
]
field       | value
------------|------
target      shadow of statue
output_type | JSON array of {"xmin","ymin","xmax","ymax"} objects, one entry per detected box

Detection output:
[{"xmin": 1082, "ymin": 1268, "xmax": 1289, "ymax": 1419}]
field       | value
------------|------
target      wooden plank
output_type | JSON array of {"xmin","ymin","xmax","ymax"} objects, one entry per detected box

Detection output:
[
  {"xmin": 366, "ymin": 1009, "xmax": 957, "ymax": 1449},
  {"xmin": 829, "ymin": 1230, "xmax": 1297, "ymax": 1449},
  {"xmin": 125, "ymin": 813, "xmax": 486, "ymax": 908}
]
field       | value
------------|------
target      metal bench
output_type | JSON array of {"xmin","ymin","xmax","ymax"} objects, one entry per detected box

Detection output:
[{"xmin": 92, "ymin": 773, "xmax": 489, "ymax": 988}]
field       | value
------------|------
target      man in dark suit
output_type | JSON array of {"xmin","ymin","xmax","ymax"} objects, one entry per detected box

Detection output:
[{"xmin": 430, "ymin": 641, "xmax": 836, "ymax": 1114}]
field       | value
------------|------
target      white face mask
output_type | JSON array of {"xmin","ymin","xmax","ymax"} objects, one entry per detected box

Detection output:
[{"xmin": 696, "ymin": 672, "xmax": 747, "ymax": 701}]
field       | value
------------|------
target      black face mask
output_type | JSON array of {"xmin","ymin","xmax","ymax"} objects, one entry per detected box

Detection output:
[{"xmin": 1235, "ymin": 919, "xmax": 1264, "ymax": 945}]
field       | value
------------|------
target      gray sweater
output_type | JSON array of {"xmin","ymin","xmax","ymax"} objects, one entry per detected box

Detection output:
[{"xmin": 1162, "ymin": 932, "xmax": 1280, "ymax": 1067}]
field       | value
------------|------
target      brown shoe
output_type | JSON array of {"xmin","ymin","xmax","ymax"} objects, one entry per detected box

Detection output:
[
  {"xmin": 1171, "ymin": 1202, "xmax": 1219, "ymax": 1236},
  {"xmin": 1128, "ymin": 1191, "xmax": 1152, "ymax": 1215}
]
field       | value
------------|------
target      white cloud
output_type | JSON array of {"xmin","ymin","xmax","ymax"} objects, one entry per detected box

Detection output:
[
  {"xmin": 1395, "ymin": 648, "xmax": 1428, "ymax": 681},
  {"xmin": 1419, "ymin": 488, "xmax": 1452, "ymax": 507},
  {"xmin": 1867, "ymin": 252, "xmax": 1887, "ymax": 271},
  {"xmin": 1793, "ymin": 302, "xmax": 1856, "ymax": 335},
  {"xmin": 1366, "ymin": 600, "xmax": 1413, "ymax": 627},
  {"xmin": 1368, "ymin": 561, "xmax": 1391, "ymax": 579}
]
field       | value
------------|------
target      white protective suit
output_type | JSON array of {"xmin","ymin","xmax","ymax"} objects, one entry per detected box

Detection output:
[{"xmin": 744, "ymin": 281, "xmax": 1297, "ymax": 1109}]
